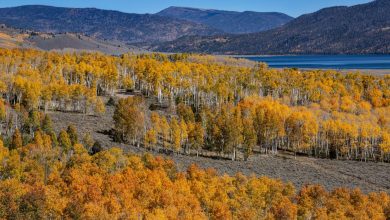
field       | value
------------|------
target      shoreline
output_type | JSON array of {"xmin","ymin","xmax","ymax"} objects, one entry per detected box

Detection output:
[
  {"xmin": 295, "ymin": 68, "xmax": 390, "ymax": 76},
  {"xmin": 270, "ymin": 68, "xmax": 389, "ymax": 76},
  {"xmin": 231, "ymin": 54, "xmax": 390, "ymax": 57},
  {"xmin": 227, "ymin": 54, "xmax": 390, "ymax": 73}
]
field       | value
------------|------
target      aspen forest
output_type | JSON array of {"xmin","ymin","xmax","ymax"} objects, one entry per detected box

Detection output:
[
  {"xmin": 0, "ymin": 48, "xmax": 389, "ymax": 219},
  {"xmin": 1, "ymin": 49, "xmax": 386, "ymax": 162}
]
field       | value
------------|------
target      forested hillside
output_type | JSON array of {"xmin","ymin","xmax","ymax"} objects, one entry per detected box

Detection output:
[
  {"xmin": 157, "ymin": 7, "xmax": 293, "ymax": 34},
  {"xmin": 154, "ymin": 0, "xmax": 390, "ymax": 54},
  {"xmin": 0, "ymin": 49, "xmax": 389, "ymax": 162},
  {"xmin": 0, "ymin": 5, "xmax": 220, "ymax": 43},
  {"xmin": 0, "ymin": 136, "xmax": 389, "ymax": 219},
  {"xmin": 0, "ymin": 48, "xmax": 389, "ymax": 218},
  {"xmin": 0, "ymin": 25, "xmax": 33, "ymax": 49}
]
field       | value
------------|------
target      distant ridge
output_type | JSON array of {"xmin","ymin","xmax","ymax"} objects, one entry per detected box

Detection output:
[
  {"xmin": 0, "ymin": 5, "xmax": 221, "ymax": 44},
  {"xmin": 0, "ymin": 24, "xmax": 144, "ymax": 54},
  {"xmin": 154, "ymin": 0, "xmax": 390, "ymax": 54},
  {"xmin": 157, "ymin": 6, "xmax": 293, "ymax": 34}
]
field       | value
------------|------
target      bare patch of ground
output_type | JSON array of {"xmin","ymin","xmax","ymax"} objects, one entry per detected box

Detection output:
[{"xmin": 49, "ymin": 105, "xmax": 390, "ymax": 194}]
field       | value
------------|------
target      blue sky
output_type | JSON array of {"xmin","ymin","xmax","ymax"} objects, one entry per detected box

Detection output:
[{"xmin": 0, "ymin": 0, "xmax": 372, "ymax": 17}]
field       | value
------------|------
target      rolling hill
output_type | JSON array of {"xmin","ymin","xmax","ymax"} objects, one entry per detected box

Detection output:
[
  {"xmin": 0, "ymin": 5, "xmax": 221, "ymax": 44},
  {"xmin": 157, "ymin": 6, "xmax": 293, "ymax": 34},
  {"xmin": 0, "ymin": 25, "xmax": 144, "ymax": 54},
  {"xmin": 0, "ymin": 25, "xmax": 35, "ymax": 49},
  {"xmin": 154, "ymin": 0, "xmax": 390, "ymax": 54}
]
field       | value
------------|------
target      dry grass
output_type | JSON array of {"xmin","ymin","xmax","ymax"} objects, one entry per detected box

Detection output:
[{"xmin": 49, "ymin": 103, "xmax": 390, "ymax": 193}]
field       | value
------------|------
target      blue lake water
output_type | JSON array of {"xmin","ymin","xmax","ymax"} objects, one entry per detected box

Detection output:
[{"xmin": 240, "ymin": 55, "xmax": 390, "ymax": 70}]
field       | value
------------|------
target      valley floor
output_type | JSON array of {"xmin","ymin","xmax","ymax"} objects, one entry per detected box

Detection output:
[{"xmin": 49, "ymin": 105, "xmax": 390, "ymax": 194}]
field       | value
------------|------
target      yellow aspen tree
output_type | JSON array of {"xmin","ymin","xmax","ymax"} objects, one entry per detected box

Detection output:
[
  {"xmin": 144, "ymin": 129, "xmax": 158, "ymax": 151},
  {"xmin": 0, "ymin": 139, "xmax": 9, "ymax": 164},
  {"xmin": 286, "ymin": 110, "xmax": 318, "ymax": 158},
  {"xmin": 160, "ymin": 116, "xmax": 170, "ymax": 152},
  {"xmin": 94, "ymin": 97, "xmax": 106, "ymax": 116},
  {"xmin": 379, "ymin": 132, "xmax": 390, "ymax": 162},
  {"xmin": 151, "ymin": 112, "xmax": 161, "ymax": 138},
  {"xmin": 188, "ymin": 122, "xmax": 204, "ymax": 157},
  {"xmin": 179, "ymin": 119, "xmax": 188, "ymax": 151},
  {"xmin": 242, "ymin": 115, "xmax": 257, "ymax": 161},
  {"xmin": 113, "ymin": 97, "xmax": 145, "ymax": 146},
  {"xmin": 170, "ymin": 118, "xmax": 181, "ymax": 154}
]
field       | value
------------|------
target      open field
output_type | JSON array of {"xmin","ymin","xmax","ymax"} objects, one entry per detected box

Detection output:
[{"xmin": 49, "ymin": 104, "xmax": 390, "ymax": 194}]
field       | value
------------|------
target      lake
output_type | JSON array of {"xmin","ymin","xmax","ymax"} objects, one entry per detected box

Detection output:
[{"xmin": 240, "ymin": 55, "xmax": 390, "ymax": 70}]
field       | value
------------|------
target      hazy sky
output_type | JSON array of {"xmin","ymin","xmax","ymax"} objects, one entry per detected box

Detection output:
[{"xmin": 0, "ymin": 0, "xmax": 372, "ymax": 17}]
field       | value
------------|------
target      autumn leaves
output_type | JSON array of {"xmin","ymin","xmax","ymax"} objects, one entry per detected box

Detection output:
[
  {"xmin": 0, "ymin": 48, "xmax": 389, "ymax": 219},
  {"xmin": 113, "ymin": 94, "xmax": 390, "ymax": 162},
  {"xmin": 0, "ymin": 49, "xmax": 389, "ymax": 162}
]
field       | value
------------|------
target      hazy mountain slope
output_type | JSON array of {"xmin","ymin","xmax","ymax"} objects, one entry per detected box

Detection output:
[
  {"xmin": 0, "ymin": 5, "xmax": 221, "ymax": 43},
  {"xmin": 0, "ymin": 25, "xmax": 145, "ymax": 54},
  {"xmin": 28, "ymin": 33, "xmax": 145, "ymax": 55},
  {"xmin": 157, "ymin": 6, "xmax": 293, "ymax": 34},
  {"xmin": 0, "ymin": 25, "xmax": 35, "ymax": 49},
  {"xmin": 154, "ymin": 0, "xmax": 390, "ymax": 54}
]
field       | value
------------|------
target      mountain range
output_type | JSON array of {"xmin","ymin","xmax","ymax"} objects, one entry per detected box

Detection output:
[
  {"xmin": 0, "ymin": 5, "xmax": 220, "ymax": 44},
  {"xmin": 156, "ymin": 7, "xmax": 293, "ymax": 34},
  {"xmin": 0, "ymin": 1, "xmax": 389, "ymax": 55},
  {"xmin": 154, "ymin": 0, "xmax": 390, "ymax": 54},
  {"xmin": 0, "ymin": 5, "xmax": 291, "ymax": 44}
]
